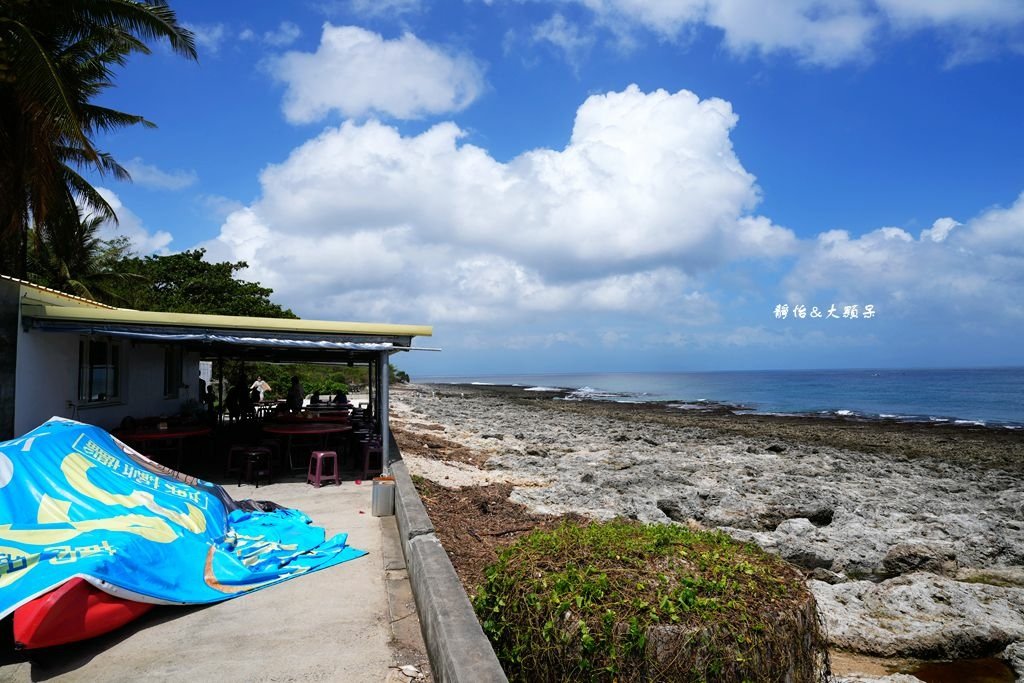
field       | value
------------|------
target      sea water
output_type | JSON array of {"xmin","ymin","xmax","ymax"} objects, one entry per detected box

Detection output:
[{"xmin": 419, "ymin": 367, "xmax": 1024, "ymax": 427}]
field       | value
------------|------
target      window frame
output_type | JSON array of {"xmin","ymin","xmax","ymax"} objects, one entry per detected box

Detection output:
[
  {"xmin": 78, "ymin": 337, "xmax": 123, "ymax": 406},
  {"xmin": 163, "ymin": 346, "xmax": 183, "ymax": 398}
]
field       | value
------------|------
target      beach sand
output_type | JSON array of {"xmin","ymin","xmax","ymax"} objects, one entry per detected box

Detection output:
[{"xmin": 391, "ymin": 382, "xmax": 1024, "ymax": 681}]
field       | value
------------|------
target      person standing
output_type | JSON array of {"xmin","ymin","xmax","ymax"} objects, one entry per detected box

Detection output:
[{"xmin": 250, "ymin": 375, "xmax": 271, "ymax": 401}]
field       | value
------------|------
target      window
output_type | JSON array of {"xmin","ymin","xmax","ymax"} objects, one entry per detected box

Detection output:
[
  {"xmin": 78, "ymin": 339, "xmax": 121, "ymax": 403},
  {"xmin": 163, "ymin": 347, "xmax": 183, "ymax": 397}
]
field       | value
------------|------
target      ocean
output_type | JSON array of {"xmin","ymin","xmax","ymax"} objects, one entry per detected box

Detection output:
[{"xmin": 418, "ymin": 367, "xmax": 1024, "ymax": 428}]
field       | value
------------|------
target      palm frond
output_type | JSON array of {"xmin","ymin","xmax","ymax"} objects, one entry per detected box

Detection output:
[
  {"xmin": 68, "ymin": 0, "xmax": 198, "ymax": 60},
  {"xmin": 62, "ymin": 167, "xmax": 117, "ymax": 222},
  {"xmin": 0, "ymin": 18, "xmax": 97, "ymax": 162},
  {"xmin": 80, "ymin": 104, "xmax": 156, "ymax": 132},
  {"xmin": 0, "ymin": 0, "xmax": 195, "ymax": 277}
]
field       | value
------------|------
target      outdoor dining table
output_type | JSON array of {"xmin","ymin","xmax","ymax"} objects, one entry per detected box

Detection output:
[
  {"xmin": 262, "ymin": 422, "xmax": 352, "ymax": 472},
  {"xmin": 115, "ymin": 424, "xmax": 212, "ymax": 472},
  {"xmin": 304, "ymin": 403, "xmax": 352, "ymax": 414},
  {"xmin": 272, "ymin": 412, "xmax": 349, "ymax": 424}
]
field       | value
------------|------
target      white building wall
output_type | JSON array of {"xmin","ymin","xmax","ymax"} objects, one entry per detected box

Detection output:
[
  {"xmin": 199, "ymin": 360, "xmax": 212, "ymax": 386},
  {"xmin": 14, "ymin": 326, "xmax": 201, "ymax": 436}
]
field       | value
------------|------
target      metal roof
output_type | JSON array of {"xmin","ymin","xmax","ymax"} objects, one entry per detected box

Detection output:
[
  {"xmin": 1, "ymin": 274, "xmax": 117, "ymax": 310},
  {"xmin": 9, "ymin": 275, "xmax": 433, "ymax": 359},
  {"xmin": 21, "ymin": 303, "xmax": 432, "ymax": 339}
]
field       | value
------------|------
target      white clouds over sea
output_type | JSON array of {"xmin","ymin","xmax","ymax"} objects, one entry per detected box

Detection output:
[
  {"xmin": 85, "ymin": 0, "xmax": 1024, "ymax": 373},
  {"xmin": 784, "ymin": 193, "xmax": 1024, "ymax": 322},
  {"xmin": 191, "ymin": 69, "xmax": 1023, "ymax": 359}
]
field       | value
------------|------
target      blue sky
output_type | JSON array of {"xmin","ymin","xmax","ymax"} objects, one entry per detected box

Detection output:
[{"xmin": 88, "ymin": 0, "xmax": 1024, "ymax": 377}]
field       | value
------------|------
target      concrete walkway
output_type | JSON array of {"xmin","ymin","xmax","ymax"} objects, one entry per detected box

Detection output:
[{"xmin": 0, "ymin": 477, "xmax": 430, "ymax": 683}]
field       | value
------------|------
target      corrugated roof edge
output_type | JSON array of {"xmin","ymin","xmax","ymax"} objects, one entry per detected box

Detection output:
[{"xmin": 1, "ymin": 274, "xmax": 118, "ymax": 309}]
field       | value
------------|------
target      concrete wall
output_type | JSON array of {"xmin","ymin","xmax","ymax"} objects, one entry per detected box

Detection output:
[
  {"xmin": 390, "ymin": 443, "xmax": 508, "ymax": 683},
  {"xmin": 14, "ymin": 325, "xmax": 201, "ymax": 436}
]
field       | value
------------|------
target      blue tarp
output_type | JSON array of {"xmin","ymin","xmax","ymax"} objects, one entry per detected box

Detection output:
[{"xmin": 0, "ymin": 418, "xmax": 365, "ymax": 618}]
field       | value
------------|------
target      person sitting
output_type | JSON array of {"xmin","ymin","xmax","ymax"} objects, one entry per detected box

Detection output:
[
  {"xmin": 225, "ymin": 384, "xmax": 242, "ymax": 421},
  {"xmin": 205, "ymin": 385, "xmax": 218, "ymax": 424},
  {"xmin": 333, "ymin": 389, "xmax": 349, "ymax": 405},
  {"xmin": 241, "ymin": 387, "xmax": 257, "ymax": 420},
  {"xmin": 286, "ymin": 376, "xmax": 304, "ymax": 413}
]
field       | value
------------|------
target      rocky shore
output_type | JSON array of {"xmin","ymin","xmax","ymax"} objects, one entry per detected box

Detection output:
[{"xmin": 390, "ymin": 383, "xmax": 1024, "ymax": 682}]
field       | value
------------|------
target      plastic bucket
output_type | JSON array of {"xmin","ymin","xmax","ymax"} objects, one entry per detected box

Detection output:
[{"xmin": 371, "ymin": 477, "xmax": 395, "ymax": 517}]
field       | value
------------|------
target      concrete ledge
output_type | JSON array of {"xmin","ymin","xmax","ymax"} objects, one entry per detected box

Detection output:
[
  {"xmin": 390, "ymin": 445, "xmax": 508, "ymax": 683},
  {"xmin": 391, "ymin": 458, "xmax": 435, "ymax": 546},
  {"xmin": 406, "ymin": 534, "xmax": 507, "ymax": 683}
]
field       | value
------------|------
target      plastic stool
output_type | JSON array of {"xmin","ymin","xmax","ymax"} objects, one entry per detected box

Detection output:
[
  {"xmin": 237, "ymin": 447, "xmax": 272, "ymax": 488},
  {"xmin": 307, "ymin": 450, "xmax": 341, "ymax": 488},
  {"xmin": 226, "ymin": 445, "xmax": 250, "ymax": 477},
  {"xmin": 360, "ymin": 438, "xmax": 383, "ymax": 481},
  {"xmin": 258, "ymin": 438, "xmax": 283, "ymax": 473}
]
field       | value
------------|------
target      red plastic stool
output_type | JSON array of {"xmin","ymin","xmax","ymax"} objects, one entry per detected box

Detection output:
[{"xmin": 307, "ymin": 450, "xmax": 341, "ymax": 488}]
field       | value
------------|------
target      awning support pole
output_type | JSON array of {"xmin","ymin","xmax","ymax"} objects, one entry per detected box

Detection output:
[
  {"xmin": 378, "ymin": 350, "xmax": 390, "ymax": 470},
  {"xmin": 367, "ymin": 361, "xmax": 375, "ymax": 426},
  {"xmin": 217, "ymin": 353, "xmax": 223, "ymax": 424}
]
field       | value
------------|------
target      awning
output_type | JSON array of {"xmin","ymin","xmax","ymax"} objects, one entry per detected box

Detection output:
[
  {"xmin": 74, "ymin": 329, "xmax": 409, "ymax": 351},
  {"xmin": 24, "ymin": 320, "xmax": 439, "ymax": 362},
  {"xmin": 18, "ymin": 291, "xmax": 436, "ymax": 362}
]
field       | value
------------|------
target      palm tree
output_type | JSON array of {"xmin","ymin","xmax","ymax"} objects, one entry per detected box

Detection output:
[
  {"xmin": 27, "ymin": 204, "xmax": 139, "ymax": 303},
  {"xmin": 0, "ymin": 0, "xmax": 196, "ymax": 277}
]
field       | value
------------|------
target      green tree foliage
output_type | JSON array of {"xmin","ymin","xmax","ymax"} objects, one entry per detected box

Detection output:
[
  {"xmin": 0, "ymin": 0, "xmax": 196, "ymax": 276},
  {"xmin": 108, "ymin": 249, "xmax": 297, "ymax": 318},
  {"xmin": 228, "ymin": 363, "xmax": 409, "ymax": 403},
  {"xmin": 389, "ymin": 363, "xmax": 410, "ymax": 383},
  {"xmin": 26, "ymin": 206, "xmax": 140, "ymax": 302},
  {"xmin": 247, "ymin": 364, "xmax": 366, "ymax": 401}
]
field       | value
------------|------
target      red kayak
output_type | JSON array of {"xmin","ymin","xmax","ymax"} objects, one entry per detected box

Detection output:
[{"xmin": 13, "ymin": 578, "xmax": 154, "ymax": 649}]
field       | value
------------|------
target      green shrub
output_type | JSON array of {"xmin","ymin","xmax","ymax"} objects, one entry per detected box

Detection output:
[{"xmin": 473, "ymin": 520, "xmax": 827, "ymax": 682}]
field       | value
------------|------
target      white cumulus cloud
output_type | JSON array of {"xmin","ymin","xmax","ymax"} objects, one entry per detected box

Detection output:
[
  {"xmin": 200, "ymin": 85, "xmax": 794, "ymax": 329},
  {"xmin": 707, "ymin": 0, "xmax": 877, "ymax": 66},
  {"xmin": 270, "ymin": 24, "xmax": 485, "ymax": 123},
  {"xmin": 783, "ymin": 193, "xmax": 1024, "ymax": 320},
  {"xmin": 920, "ymin": 217, "xmax": 959, "ymax": 242}
]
